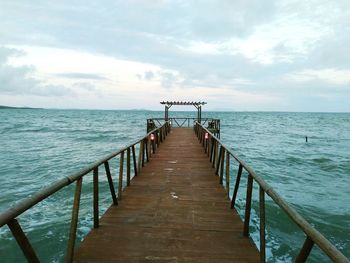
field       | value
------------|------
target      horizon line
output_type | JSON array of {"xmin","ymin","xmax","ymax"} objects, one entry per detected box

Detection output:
[{"xmin": 1, "ymin": 105, "xmax": 349, "ymax": 114}]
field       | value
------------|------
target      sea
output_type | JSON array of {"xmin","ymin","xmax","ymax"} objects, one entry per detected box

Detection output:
[{"xmin": 0, "ymin": 109, "xmax": 349, "ymax": 262}]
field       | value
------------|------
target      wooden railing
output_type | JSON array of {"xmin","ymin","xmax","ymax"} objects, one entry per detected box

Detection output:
[
  {"xmin": 147, "ymin": 117, "xmax": 220, "ymax": 128},
  {"xmin": 148, "ymin": 117, "xmax": 220, "ymax": 137},
  {"xmin": 194, "ymin": 122, "xmax": 349, "ymax": 263},
  {"xmin": 0, "ymin": 122, "xmax": 171, "ymax": 263}
]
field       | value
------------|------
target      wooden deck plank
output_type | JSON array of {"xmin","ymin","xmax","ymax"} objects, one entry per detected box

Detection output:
[{"xmin": 75, "ymin": 128, "xmax": 259, "ymax": 262}]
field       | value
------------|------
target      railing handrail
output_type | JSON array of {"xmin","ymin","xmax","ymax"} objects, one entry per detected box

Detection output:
[
  {"xmin": 0, "ymin": 124, "xmax": 168, "ymax": 228},
  {"xmin": 147, "ymin": 117, "xmax": 217, "ymax": 120},
  {"xmin": 195, "ymin": 121, "xmax": 349, "ymax": 263}
]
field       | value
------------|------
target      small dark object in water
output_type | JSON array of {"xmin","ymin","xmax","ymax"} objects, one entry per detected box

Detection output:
[{"xmin": 306, "ymin": 136, "xmax": 308, "ymax": 142}]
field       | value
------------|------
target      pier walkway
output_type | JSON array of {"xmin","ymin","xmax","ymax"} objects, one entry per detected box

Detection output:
[{"xmin": 75, "ymin": 128, "xmax": 259, "ymax": 262}]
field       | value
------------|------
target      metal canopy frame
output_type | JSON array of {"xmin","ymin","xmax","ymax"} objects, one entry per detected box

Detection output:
[{"xmin": 160, "ymin": 101, "xmax": 207, "ymax": 122}]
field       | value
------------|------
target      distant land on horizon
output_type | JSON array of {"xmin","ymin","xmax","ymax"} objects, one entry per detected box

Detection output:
[
  {"xmin": 0, "ymin": 105, "xmax": 43, "ymax": 109},
  {"xmin": 0, "ymin": 105, "xmax": 154, "ymax": 111}
]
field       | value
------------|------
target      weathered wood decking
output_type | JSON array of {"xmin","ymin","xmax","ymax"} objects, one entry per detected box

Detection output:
[{"xmin": 76, "ymin": 128, "xmax": 259, "ymax": 262}]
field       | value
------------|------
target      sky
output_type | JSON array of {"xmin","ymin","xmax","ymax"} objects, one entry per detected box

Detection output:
[{"xmin": 0, "ymin": 0, "xmax": 350, "ymax": 111}]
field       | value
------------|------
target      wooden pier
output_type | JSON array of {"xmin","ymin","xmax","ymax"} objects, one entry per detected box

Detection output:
[
  {"xmin": 75, "ymin": 128, "xmax": 259, "ymax": 262},
  {"xmin": 1, "ymin": 103, "xmax": 348, "ymax": 262}
]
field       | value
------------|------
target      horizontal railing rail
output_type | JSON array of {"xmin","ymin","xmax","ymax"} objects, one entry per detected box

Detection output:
[
  {"xmin": 194, "ymin": 122, "xmax": 349, "ymax": 263},
  {"xmin": 0, "ymin": 122, "xmax": 171, "ymax": 263},
  {"xmin": 147, "ymin": 117, "xmax": 220, "ymax": 128}
]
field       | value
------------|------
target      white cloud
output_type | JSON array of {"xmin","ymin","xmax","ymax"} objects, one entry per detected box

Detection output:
[
  {"xmin": 182, "ymin": 0, "xmax": 336, "ymax": 65},
  {"xmin": 0, "ymin": 46, "xmax": 75, "ymax": 97},
  {"xmin": 6, "ymin": 45, "xmax": 165, "ymax": 95},
  {"xmin": 285, "ymin": 69, "xmax": 350, "ymax": 86}
]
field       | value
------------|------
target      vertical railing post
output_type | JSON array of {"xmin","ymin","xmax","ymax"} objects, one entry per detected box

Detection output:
[
  {"xmin": 215, "ymin": 146, "xmax": 223, "ymax": 175},
  {"xmin": 212, "ymin": 140, "xmax": 217, "ymax": 168},
  {"xmin": 225, "ymin": 152, "xmax": 230, "ymax": 199},
  {"xmin": 219, "ymin": 148, "xmax": 225, "ymax": 184},
  {"xmin": 152, "ymin": 134, "xmax": 156, "ymax": 154},
  {"xmin": 66, "ymin": 178, "xmax": 83, "ymax": 262},
  {"xmin": 137, "ymin": 141, "xmax": 143, "ymax": 174},
  {"xmin": 93, "ymin": 167, "xmax": 99, "ymax": 228},
  {"xmin": 118, "ymin": 151, "xmax": 124, "ymax": 200},
  {"xmin": 207, "ymin": 135, "xmax": 211, "ymax": 157},
  {"xmin": 142, "ymin": 139, "xmax": 145, "ymax": 167},
  {"xmin": 156, "ymin": 131, "xmax": 160, "ymax": 147},
  {"xmin": 132, "ymin": 145, "xmax": 137, "ymax": 176},
  {"xmin": 243, "ymin": 174, "xmax": 253, "ymax": 237},
  {"xmin": 296, "ymin": 236, "xmax": 314, "ymax": 263},
  {"xmin": 104, "ymin": 161, "xmax": 118, "ymax": 205},
  {"xmin": 215, "ymin": 141, "xmax": 219, "ymax": 168},
  {"xmin": 231, "ymin": 164, "xmax": 243, "ymax": 208},
  {"xmin": 145, "ymin": 138, "xmax": 150, "ymax": 162},
  {"xmin": 210, "ymin": 138, "xmax": 214, "ymax": 163},
  {"xmin": 127, "ymin": 148, "xmax": 131, "ymax": 186},
  {"xmin": 7, "ymin": 219, "xmax": 39, "ymax": 263},
  {"xmin": 202, "ymin": 130, "xmax": 205, "ymax": 147},
  {"xmin": 259, "ymin": 186, "xmax": 266, "ymax": 263}
]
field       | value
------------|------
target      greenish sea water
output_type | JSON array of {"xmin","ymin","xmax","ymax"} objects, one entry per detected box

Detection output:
[{"xmin": 0, "ymin": 109, "xmax": 349, "ymax": 262}]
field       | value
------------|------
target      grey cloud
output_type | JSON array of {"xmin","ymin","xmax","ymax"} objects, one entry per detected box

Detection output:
[
  {"xmin": 144, "ymin": 71, "xmax": 155, "ymax": 80},
  {"xmin": 136, "ymin": 69, "xmax": 180, "ymax": 89},
  {"xmin": 159, "ymin": 71, "xmax": 179, "ymax": 89},
  {"xmin": 34, "ymin": 85, "xmax": 76, "ymax": 97},
  {"xmin": 137, "ymin": 71, "xmax": 155, "ymax": 81},
  {"xmin": 0, "ymin": 1, "xmax": 276, "ymax": 53},
  {"xmin": 189, "ymin": 0, "xmax": 276, "ymax": 40},
  {"xmin": 55, "ymin": 72, "xmax": 108, "ymax": 80},
  {"xmin": 73, "ymin": 82, "xmax": 97, "ymax": 91},
  {"xmin": 0, "ymin": 47, "xmax": 25, "ymax": 63},
  {"xmin": 306, "ymin": 33, "xmax": 350, "ymax": 69},
  {"xmin": 136, "ymin": 70, "xmax": 179, "ymax": 89}
]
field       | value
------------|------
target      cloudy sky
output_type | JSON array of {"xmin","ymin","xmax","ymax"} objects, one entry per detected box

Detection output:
[{"xmin": 1, "ymin": 0, "xmax": 350, "ymax": 111}]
